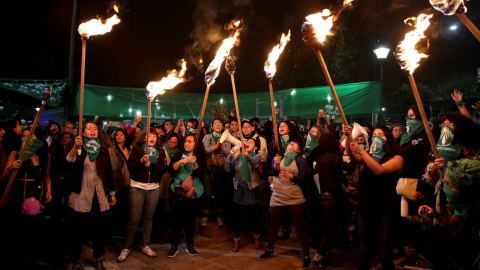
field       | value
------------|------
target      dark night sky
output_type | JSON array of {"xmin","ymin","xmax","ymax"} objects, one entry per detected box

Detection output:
[{"xmin": 1, "ymin": 0, "xmax": 480, "ymax": 111}]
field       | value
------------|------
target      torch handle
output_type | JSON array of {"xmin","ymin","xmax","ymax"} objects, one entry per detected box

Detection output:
[
  {"xmin": 230, "ymin": 74, "xmax": 245, "ymax": 150},
  {"xmin": 78, "ymin": 38, "xmax": 87, "ymax": 155},
  {"xmin": 314, "ymin": 49, "xmax": 353, "ymax": 142},
  {"xmin": 408, "ymin": 75, "xmax": 440, "ymax": 159},
  {"xmin": 0, "ymin": 87, "xmax": 52, "ymax": 207},
  {"xmin": 268, "ymin": 79, "xmax": 280, "ymax": 151},
  {"xmin": 194, "ymin": 85, "xmax": 211, "ymax": 152},
  {"xmin": 456, "ymin": 13, "xmax": 480, "ymax": 43},
  {"xmin": 146, "ymin": 101, "xmax": 151, "ymax": 155}
]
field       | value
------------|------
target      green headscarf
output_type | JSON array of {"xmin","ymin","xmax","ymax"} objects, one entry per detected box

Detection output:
[
  {"xmin": 445, "ymin": 159, "xmax": 480, "ymax": 190},
  {"xmin": 212, "ymin": 132, "xmax": 222, "ymax": 144},
  {"xmin": 284, "ymin": 150, "xmax": 299, "ymax": 166},
  {"xmin": 304, "ymin": 133, "xmax": 319, "ymax": 157},
  {"xmin": 443, "ymin": 185, "xmax": 474, "ymax": 216},
  {"xmin": 437, "ymin": 126, "xmax": 463, "ymax": 165},
  {"xmin": 281, "ymin": 134, "xmax": 290, "ymax": 150},
  {"xmin": 163, "ymin": 145, "xmax": 178, "ymax": 161},
  {"xmin": 142, "ymin": 143, "xmax": 160, "ymax": 164},
  {"xmin": 83, "ymin": 137, "xmax": 101, "ymax": 162},
  {"xmin": 400, "ymin": 118, "xmax": 424, "ymax": 146},
  {"xmin": 370, "ymin": 136, "xmax": 387, "ymax": 162},
  {"xmin": 186, "ymin": 127, "xmax": 198, "ymax": 135},
  {"xmin": 238, "ymin": 152, "xmax": 255, "ymax": 182},
  {"xmin": 18, "ymin": 138, "xmax": 44, "ymax": 162}
]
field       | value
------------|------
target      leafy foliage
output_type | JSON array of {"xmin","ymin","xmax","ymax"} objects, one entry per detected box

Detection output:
[
  {"xmin": 385, "ymin": 83, "xmax": 434, "ymax": 113},
  {"xmin": 197, "ymin": 99, "xmax": 230, "ymax": 123}
]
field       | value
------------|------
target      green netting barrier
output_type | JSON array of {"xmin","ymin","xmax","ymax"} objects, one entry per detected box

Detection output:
[
  {"xmin": 67, "ymin": 81, "xmax": 382, "ymax": 120},
  {"xmin": 0, "ymin": 79, "xmax": 67, "ymax": 108}
]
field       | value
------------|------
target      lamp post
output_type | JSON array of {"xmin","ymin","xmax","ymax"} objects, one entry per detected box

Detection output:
[{"xmin": 373, "ymin": 47, "xmax": 389, "ymax": 124}]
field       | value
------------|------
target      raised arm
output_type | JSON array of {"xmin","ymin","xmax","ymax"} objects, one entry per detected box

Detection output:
[
  {"xmin": 343, "ymin": 125, "xmax": 364, "ymax": 164},
  {"xmin": 451, "ymin": 89, "xmax": 472, "ymax": 119}
]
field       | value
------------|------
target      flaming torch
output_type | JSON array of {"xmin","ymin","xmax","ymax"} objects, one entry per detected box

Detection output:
[
  {"xmin": 301, "ymin": 9, "xmax": 353, "ymax": 141},
  {"xmin": 0, "ymin": 88, "xmax": 52, "ymax": 207},
  {"xmin": 195, "ymin": 20, "xmax": 243, "ymax": 150},
  {"xmin": 77, "ymin": 11, "xmax": 120, "ymax": 154},
  {"xmin": 430, "ymin": 0, "xmax": 480, "ymax": 42},
  {"xmin": 145, "ymin": 60, "xmax": 187, "ymax": 153},
  {"xmin": 264, "ymin": 30, "xmax": 291, "ymax": 151},
  {"xmin": 394, "ymin": 14, "xmax": 440, "ymax": 158}
]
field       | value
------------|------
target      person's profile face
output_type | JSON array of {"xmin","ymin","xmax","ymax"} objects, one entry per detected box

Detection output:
[
  {"xmin": 246, "ymin": 139, "xmax": 256, "ymax": 152},
  {"xmin": 22, "ymin": 129, "xmax": 37, "ymax": 140},
  {"xmin": 14, "ymin": 121, "xmax": 22, "ymax": 136}
]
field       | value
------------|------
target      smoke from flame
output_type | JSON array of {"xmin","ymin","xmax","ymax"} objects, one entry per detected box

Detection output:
[
  {"xmin": 78, "ymin": 14, "xmax": 121, "ymax": 38},
  {"xmin": 264, "ymin": 30, "xmax": 291, "ymax": 79},
  {"xmin": 204, "ymin": 20, "xmax": 243, "ymax": 86},
  {"xmin": 394, "ymin": 14, "xmax": 434, "ymax": 75},
  {"xmin": 146, "ymin": 60, "xmax": 188, "ymax": 101}
]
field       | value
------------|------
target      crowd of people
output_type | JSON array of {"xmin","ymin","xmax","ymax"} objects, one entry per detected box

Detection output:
[{"xmin": 0, "ymin": 89, "xmax": 480, "ymax": 270}]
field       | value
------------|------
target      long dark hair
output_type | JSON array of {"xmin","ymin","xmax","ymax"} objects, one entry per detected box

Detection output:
[
  {"xmin": 373, "ymin": 126, "xmax": 398, "ymax": 162},
  {"xmin": 20, "ymin": 126, "xmax": 49, "ymax": 175},
  {"xmin": 318, "ymin": 133, "xmax": 340, "ymax": 155},
  {"xmin": 112, "ymin": 128, "xmax": 131, "ymax": 151}
]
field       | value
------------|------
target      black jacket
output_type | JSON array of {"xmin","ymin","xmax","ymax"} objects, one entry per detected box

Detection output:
[{"xmin": 127, "ymin": 144, "xmax": 167, "ymax": 184}]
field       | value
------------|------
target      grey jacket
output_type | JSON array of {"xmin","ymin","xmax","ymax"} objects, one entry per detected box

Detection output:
[{"xmin": 225, "ymin": 152, "xmax": 264, "ymax": 190}]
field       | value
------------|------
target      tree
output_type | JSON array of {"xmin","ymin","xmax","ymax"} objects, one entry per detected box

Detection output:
[
  {"xmin": 275, "ymin": 27, "xmax": 359, "ymax": 89},
  {"xmin": 385, "ymin": 83, "xmax": 434, "ymax": 113}
]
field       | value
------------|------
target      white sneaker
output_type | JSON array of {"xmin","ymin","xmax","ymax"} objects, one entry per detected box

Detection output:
[
  {"xmin": 117, "ymin": 249, "xmax": 130, "ymax": 262},
  {"xmin": 142, "ymin": 246, "xmax": 157, "ymax": 258}
]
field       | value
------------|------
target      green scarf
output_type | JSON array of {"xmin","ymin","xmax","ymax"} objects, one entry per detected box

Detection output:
[
  {"xmin": 400, "ymin": 118, "xmax": 425, "ymax": 146},
  {"xmin": 83, "ymin": 137, "xmax": 101, "ymax": 162},
  {"xmin": 284, "ymin": 150, "xmax": 299, "ymax": 166},
  {"xmin": 445, "ymin": 158, "xmax": 480, "ymax": 190},
  {"xmin": 142, "ymin": 143, "xmax": 160, "ymax": 164},
  {"xmin": 238, "ymin": 151, "xmax": 255, "ymax": 182},
  {"xmin": 358, "ymin": 142, "xmax": 367, "ymax": 150},
  {"xmin": 281, "ymin": 134, "xmax": 290, "ymax": 150},
  {"xmin": 304, "ymin": 133, "xmax": 319, "ymax": 157},
  {"xmin": 437, "ymin": 126, "xmax": 463, "ymax": 165},
  {"xmin": 230, "ymin": 130, "xmax": 240, "ymax": 137},
  {"xmin": 158, "ymin": 134, "xmax": 165, "ymax": 142},
  {"xmin": 18, "ymin": 138, "xmax": 43, "ymax": 162},
  {"xmin": 212, "ymin": 132, "xmax": 222, "ymax": 144},
  {"xmin": 181, "ymin": 152, "xmax": 193, "ymax": 173},
  {"xmin": 443, "ymin": 185, "xmax": 473, "ymax": 216},
  {"xmin": 370, "ymin": 136, "xmax": 387, "ymax": 162},
  {"xmin": 186, "ymin": 127, "xmax": 198, "ymax": 135},
  {"xmin": 163, "ymin": 145, "xmax": 178, "ymax": 161}
]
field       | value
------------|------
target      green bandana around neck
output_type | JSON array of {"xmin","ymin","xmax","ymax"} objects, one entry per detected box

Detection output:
[
  {"xmin": 83, "ymin": 137, "xmax": 101, "ymax": 162},
  {"xmin": 142, "ymin": 143, "xmax": 160, "ymax": 164},
  {"xmin": 181, "ymin": 152, "xmax": 193, "ymax": 173},
  {"xmin": 230, "ymin": 130, "xmax": 240, "ymax": 137},
  {"xmin": 238, "ymin": 151, "xmax": 255, "ymax": 182},
  {"xmin": 443, "ymin": 185, "xmax": 473, "ymax": 216},
  {"xmin": 18, "ymin": 138, "xmax": 43, "ymax": 162},
  {"xmin": 400, "ymin": 118, "xmax": 425, "ymax": 146},
  {"xmin": 158, "ymin": 134, "xmax": 165, "ymax": 142},
  {"xmin": 437, "ymin": 126, "xmax": 463, "ymax": 165},
  {"xmin": 186, "ymin": 127, "xmax": 198, "ymax": 135},
  {"xmin": 281, "ymin": 134, "xmax": 290, "ymax": 150},
  {"xmin": 163, "ymin": 145, "xmax": 178, "ymax": 161},
  {"xmin": 358, "ymin": 142, "xmax": 367, "ymax": 150},
  {"xmin": 304, "ymin": 133, "xmax": 319, "ymax": 157},
  {"xmin": 284, "ymin": 150, "xmax": 299, "ymax": 166},
  {"xmin": 212, "ymin": 132, "xmax": 222, "ymax": 144},
  {"xmin": 370, "ymin": 136, "xmax": 387, "ymax": 162}
]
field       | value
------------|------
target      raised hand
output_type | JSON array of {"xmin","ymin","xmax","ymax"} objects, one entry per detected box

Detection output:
[{"xmin": 451, "ymin": 89, "xmax": 463, "ymax": 103}]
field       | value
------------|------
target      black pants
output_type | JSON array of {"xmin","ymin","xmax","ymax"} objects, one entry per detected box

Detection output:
[
  {"xmin": 232, "ymin": 203, "xmax": 262, "ymax": 238},
  {"xmin": 170, "ymin": 195, "xmax": 200, "ymax": 246},
  {"xmin": 316, "ymin": 192, "xmax": 339, "ymax": 256},
  {"xmin": 268, "ymin": 203, "xmax": 310, "ymax": 256},
  {"xmin": 67, "ymin": 195, "xmax": 107, "ymax": 262},
  {"xmin": 202, "ymin": 170, "xmax": 229, "ymax": 218}
]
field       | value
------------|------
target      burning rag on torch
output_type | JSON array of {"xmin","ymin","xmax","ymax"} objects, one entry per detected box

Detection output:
[
  {"xmin": 146, "ymin": 59, "xmax": 188, "ymax": 101},
  {"xmin": 265, "ymin": 30, "xmax": 291, "ymax": 79}
]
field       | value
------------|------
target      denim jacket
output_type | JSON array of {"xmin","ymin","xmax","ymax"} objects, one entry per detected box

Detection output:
[{"xmin": 225, "ymin": 152, "xmax": 264, "ymax": 190}]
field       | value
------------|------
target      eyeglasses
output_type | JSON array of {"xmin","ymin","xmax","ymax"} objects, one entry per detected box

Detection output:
[
  {"xmin": 213, "ymin": 122, "xmax": 223, "ymax": 126},
  {"xmin": 440, "ymin": 122, "xmax": 454, "ymax": 128},
  {"xmin": 164, "ymin": 123, "xmax": 172, "ymax": 126},
  {"xmin": 50, "ymin": 126, "xmax": 59, "ymax": 129},
  {"xmin": 243, "ymin": 125, "xmax": 252, "ymax": 129}
]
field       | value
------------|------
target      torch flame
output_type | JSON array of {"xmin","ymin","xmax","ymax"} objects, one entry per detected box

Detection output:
[
  {"xmin": 344, "ymin": 0, "xmax": 354, "ymax": 6},
  {"xmin": 146, "ymin": 59, "xmax": 188, "ymax": 101},
  {"xmin": 264, "ymin": 30, "xmax": 291, "ymax": 79},
  {"xmin": 205, "ymin": 20, "xmax": 242, "ymax": 86},
  {"xmin": 303, "ymin": 10, "xmax": 334, "ymax": 45},
  {"xmin": 394, "ymin": 14, "xmax": 433, "ymax": 75},
  {"xmin": 113, "ymin": 5, "xmax": 119, "ymax": 13},
  {"xmin": 430, "ymin": 0, "xmax": 466, "ymax": 15},
  {"xmin": 78, "ymin": 14, "xmax": 121, "ymax": 38}
]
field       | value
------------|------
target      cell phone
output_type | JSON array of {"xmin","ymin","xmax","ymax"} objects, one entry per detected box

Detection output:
[
  {"xmin": 137, "ymin": 111, "xmax": 141, "ymax": 117},
  {"xmin": 112, "ymin": 122, "xmax": 120, "ymax": 127}
]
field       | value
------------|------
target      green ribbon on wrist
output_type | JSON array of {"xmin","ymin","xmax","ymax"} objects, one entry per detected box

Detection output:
[{"xmin": 455, "ymin": 100, "xmax": 465, "ymax": 107}]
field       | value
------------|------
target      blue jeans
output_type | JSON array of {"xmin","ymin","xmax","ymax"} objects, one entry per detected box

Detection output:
[
  {"xmin": 124, "ymin": 187, "xmax": 160, "ymax": 248},
  {"xmin": 357, "ymin": 209, "xmax": 395, "ymax": 270}
]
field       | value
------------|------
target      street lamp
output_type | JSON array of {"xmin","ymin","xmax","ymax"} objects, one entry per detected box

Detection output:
[{"xmin": 373, "ymin": 47, "xmax": 390, "ymax": 81}]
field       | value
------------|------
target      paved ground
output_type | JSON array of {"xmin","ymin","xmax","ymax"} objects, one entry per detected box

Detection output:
[{"xmin": 33, "ymin": 228, "xmax": 422, "ymax": 270}]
